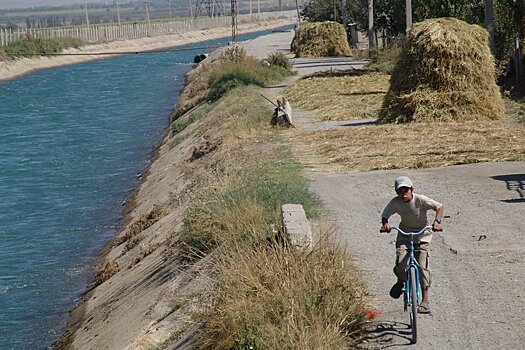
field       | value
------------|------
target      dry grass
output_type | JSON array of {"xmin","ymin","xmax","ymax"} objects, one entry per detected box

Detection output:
[
  {"xmin": 291, "ymin": 22, "xmax": 352, "ymax": 58},
  {"xmin": 291, "ymin": 120, "xmax": 525, "ymax": 172},
  {"xmin": 113, "ymin": 204, "xmax": 168, "ymax": 250},
  {"xmin": 379, "ymin": 17, "xmax": 505, "ymax": 123},
  {"xmin": 167, "ymin": 56, "xmax": 368, "ymax": 348},
  {"xmin": 92, "ymin": 260, "xmax": 121, "ymax": 288},
  {"xmin": 285, "ymin": 72, "xmax": 389, "ymax": 121},
  {"xmin": 198, "ymin": 232, "xmax": 369, "ymax": 350}
]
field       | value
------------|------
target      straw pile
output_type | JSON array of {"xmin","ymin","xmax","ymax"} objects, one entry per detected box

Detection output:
[
  {"xmin": 378, "ymin": 17, "xmax": 505, "ymax": 123},
  {"xmin": 291, "ymin": 22, "xmax": 352, "ymax": 58}
]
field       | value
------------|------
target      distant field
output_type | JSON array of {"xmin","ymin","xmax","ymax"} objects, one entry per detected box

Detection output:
[{"xmin": 0, "ymin": 0, "xmax": 297, "ymax": 28}]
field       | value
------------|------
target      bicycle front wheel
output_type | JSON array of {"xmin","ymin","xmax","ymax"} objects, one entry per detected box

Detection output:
[{"xmin": 409, "ymin": 266, "xmax": 418, "ymax": 344}]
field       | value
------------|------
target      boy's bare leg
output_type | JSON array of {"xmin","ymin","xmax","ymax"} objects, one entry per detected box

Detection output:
[{"xmin": 422, "ymin": 287, "xmax": 429, "ymax": 304}]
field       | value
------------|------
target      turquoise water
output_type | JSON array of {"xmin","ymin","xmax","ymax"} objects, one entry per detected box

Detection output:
[{"xmin": 0, "ymin": 27, "xmax": 289, "ymax": 350}]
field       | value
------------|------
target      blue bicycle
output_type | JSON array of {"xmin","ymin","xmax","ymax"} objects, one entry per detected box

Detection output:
[{"xmin": 387, "ymin": 225, "xmax": 433, "ymax": 344}]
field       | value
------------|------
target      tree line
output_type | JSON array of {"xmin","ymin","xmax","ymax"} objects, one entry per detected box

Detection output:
[{"xmin": 301, "ymin": 0, "xmax": 524, "ymax": 65}]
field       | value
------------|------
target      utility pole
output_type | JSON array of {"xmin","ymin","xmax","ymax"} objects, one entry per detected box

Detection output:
[
  {"xmin": 189, "ymin": 0, "xmax": 193, "ymax": 18},
  {"xmin": 368, "ymin": 0, "xmax": 374, "ymax": 48},
  {"xmin": 84, "ymin": 0, "xmax": 90, "ymax": 28},
  {"xmin": 167, "ymin": 0, "xmax": 173, "ymax": 18},
  {"xmin": 144, "ymin": 1, "xmax": 151, "ymax": 27},
  {"xmin": 116, "ymin": 0, "xmax": 121, "ymax": 26},
  {"xmin": 406, "ymin": 0, "xmax": 412, "ymax": 31},
  {"xmin": 333, "ymin": 0, "xmax": 336, "ymax": 22},
  {"xmin": 231, "ymin": 0, "xmax": 237, "ymax": 42},
  {"xmin": 341, "ymin": 0, "xmax": 347, "ymax": 28},
  {"xmin": 294, "ymin": 0, "xmax": 300, "ymax": 25},
  {"xmin": 485, "ymin": 0, "xmax": 495, "ymax": 53}
]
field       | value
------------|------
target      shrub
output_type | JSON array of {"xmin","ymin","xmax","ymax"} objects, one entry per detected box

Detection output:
[
  {"xmin": 0, "ymin": 37, "xmax": 86, "ymax": 58},
  {"xmin": 207, "ymin": 57, "xmax": 292, "ymax": 101},
  {"xmin": 266, "ymin": 51, "xmax": 293, "ymax": 70},
  {"xmin": 223, "ymin": 45, "xmax": 247, "ymax": 63},
  {"xmin": 208, "ymin": 66, "xmax": 267, "ymax": 101}
]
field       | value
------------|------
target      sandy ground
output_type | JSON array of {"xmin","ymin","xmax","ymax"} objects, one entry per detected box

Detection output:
[
  {"xmin": 245, "ymin": 31, "xmax": 525, "ymax": 349},
  {"xmin": 0, "ymin": 17, "xmax": 295, "ymax": 82}
]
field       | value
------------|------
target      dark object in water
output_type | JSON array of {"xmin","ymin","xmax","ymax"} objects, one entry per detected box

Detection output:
[{"xmin": 193, "ymin": 53, "xmax": 208, "ymax": 63}]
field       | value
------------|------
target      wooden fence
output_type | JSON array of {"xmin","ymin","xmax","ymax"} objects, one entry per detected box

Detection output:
[{"xmin": 0, "ymin": 10, "xmax": 296, "ymax": 47}]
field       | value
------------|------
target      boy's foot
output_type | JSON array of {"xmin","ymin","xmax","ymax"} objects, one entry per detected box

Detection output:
[
  {"xmin": 389, "ymin": 281, "xmax": 404, "ymax": 299},
  {"xmin": 417, "ymin": 303, "xmax": 431, "ymax": 314}
]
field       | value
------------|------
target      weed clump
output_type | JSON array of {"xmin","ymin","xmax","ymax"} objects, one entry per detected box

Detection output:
[
  {"xmin": 113, "ymin": 204, "xmax": 168, "ymax": 250},
  {"xmin": 92, "ymin": 260, "xmax": 121, "ymax": 287},
  {"xmin": 265, "ymin": 51, "xmax": 293, "ymax": 70},
  {"xmin": 198, "ymin": 235, "xmax": 369, "ymax": 349}
]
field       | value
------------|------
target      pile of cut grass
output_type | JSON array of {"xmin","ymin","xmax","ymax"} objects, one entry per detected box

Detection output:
[
  {"xmin": 285, "ymin": 72, "xmax": 389, "ymax": 121},
  {"xmin": 291, "ymin": 121, "xmax": 525, "ymax": 172},
  {"xmin": 379, "ymin": 17, "xmax": 505, "ymax": 123},
  {"xmin": 291, "ymin": 21, "xmax": 352, "ymax": 58}
]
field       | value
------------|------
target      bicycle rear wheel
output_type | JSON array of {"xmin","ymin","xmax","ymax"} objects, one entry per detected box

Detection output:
[{"xmin": 409, "ymin": 266, "xmax": 418, "ymax": 344}]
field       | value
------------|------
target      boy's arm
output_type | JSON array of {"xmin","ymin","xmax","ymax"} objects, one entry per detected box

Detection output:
[
  {"xmin": 380, "ymin": 201, "xmax": 395, "ymax": 232},
  {"xmin": 432, "ymin": 205, "xmax": 444, "ymax": 231}
]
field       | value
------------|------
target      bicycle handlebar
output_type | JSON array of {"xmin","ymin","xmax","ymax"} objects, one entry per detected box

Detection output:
[
  {"xmin": 380, "ymin": 225, "xmax": 439, "ymax": 234},
  {"xmin": 388, "ymin": 225, "xmax": 434, "ymax": 235}
]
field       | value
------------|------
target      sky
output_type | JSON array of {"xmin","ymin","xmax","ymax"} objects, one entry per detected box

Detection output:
[{"xmin": 0, "ymin": 1, "xmax": 103, "ymax": 10}]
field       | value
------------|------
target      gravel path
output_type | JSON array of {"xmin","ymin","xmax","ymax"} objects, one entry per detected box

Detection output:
[
  {"xmin": 311, "ymin": 164, "xmax": 525, "ymax": 349},
  {"xmin": 243, "ymin": 30, "xmax": 525, "ymax": 349}
]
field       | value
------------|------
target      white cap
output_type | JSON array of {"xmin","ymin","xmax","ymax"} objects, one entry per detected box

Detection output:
[{"xmin": 394, "ymin": 176, "xmax": 413, "ymax": 190}]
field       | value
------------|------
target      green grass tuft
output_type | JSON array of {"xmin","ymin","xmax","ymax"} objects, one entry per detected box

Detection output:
[{"xmin": 0, "ymin": 36, "xmax": 86, "ymax": 58}]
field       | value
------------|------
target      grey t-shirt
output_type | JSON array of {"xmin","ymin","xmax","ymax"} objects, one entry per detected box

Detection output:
[{"xmin": 382, "ymin": 193, "xmax": 443, "ymax": 243}]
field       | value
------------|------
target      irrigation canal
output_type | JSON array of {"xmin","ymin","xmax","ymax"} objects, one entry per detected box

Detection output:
[{"xmin": 0, "ymin": 26, "xmax": 290, "ymax": 350}]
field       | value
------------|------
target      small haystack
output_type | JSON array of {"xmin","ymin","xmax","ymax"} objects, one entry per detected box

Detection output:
[
  {"xmin": 291, "ymin": 22, "xmax": 352, "ymax": 58},
  {"xmin": 378, "ymin": 17, "xmax": 505, "ymax": 123}
]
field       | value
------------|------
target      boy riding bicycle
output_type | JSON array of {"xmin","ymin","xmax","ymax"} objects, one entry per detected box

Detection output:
[{"xmin": 380, "ymin": 176, "xmax": 443, "ymax": 314}]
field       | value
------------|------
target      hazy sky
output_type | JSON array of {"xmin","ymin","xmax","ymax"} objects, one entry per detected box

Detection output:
[{"xmin": 0, "ymin": 1, "xmax": 104, "ymax": 10}]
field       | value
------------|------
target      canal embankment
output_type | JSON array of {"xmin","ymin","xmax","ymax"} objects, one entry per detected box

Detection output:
[{"xmin": 53, "ymin": 27, "xmax": 370, "ymax": 349}]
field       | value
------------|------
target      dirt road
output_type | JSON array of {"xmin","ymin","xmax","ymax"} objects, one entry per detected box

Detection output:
[
  {"xmin": 242, "ymin": 30, "xmax": 525, "ymax": 349},
  {"xmin": 311, "ymin": 163, "xmax": 525, "ymax": 349}
]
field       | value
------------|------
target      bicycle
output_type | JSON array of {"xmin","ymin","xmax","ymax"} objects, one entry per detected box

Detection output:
[{"xmin": 381, "ymin": 225, "xmax": 433, "ymax": 344}]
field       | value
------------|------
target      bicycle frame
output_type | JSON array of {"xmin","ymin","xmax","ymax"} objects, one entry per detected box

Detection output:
[
  {"xmin": 403, "ymin": 235, "xmax": 422, "ymax": 311},
  {"xmin": 387, "ymin": 225, "xmax": 433, "ymax": 344}
]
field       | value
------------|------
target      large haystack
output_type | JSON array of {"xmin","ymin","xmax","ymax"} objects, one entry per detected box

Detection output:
[
  {"xmin": 291, "ymin": 22, "xmax": 352, "ymax": 58},
  {"xmin": 378, "ymin": 17, "xmax": 505, "ymax": 123}
]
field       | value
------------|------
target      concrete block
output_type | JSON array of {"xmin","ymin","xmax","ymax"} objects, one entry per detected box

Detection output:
[{"xmin": 281, "ymin": 204, "xmax": 313, "ymax": 251}]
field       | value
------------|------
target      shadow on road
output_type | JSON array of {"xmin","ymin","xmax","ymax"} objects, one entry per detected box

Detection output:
[
  {"xmin": 360, "ymin": 320, "xmax": 414, "ymax": 348},
  {"xmin": 491, "ymin": 173, "xmax": 525, "ymax": 203}
]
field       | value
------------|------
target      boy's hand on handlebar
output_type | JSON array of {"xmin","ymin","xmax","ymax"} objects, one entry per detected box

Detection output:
[
  {"xmin": 380, "ymin": 223, "xmax": 391, "ymax": 233},
  {"xmin": 432, "ymin": 222, "xmax": 443, "ymax": 232}
]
